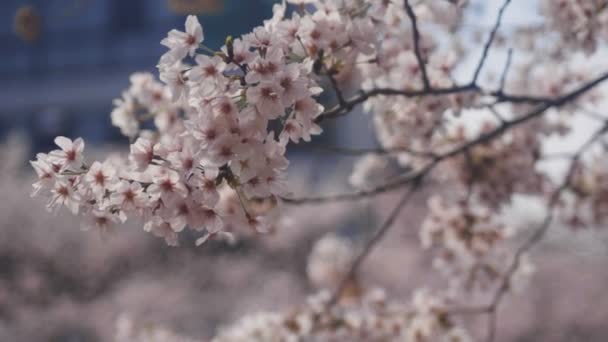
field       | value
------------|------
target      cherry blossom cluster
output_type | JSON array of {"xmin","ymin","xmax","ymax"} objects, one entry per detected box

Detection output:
[
  {"xmin": 559, "ymin": 157, "xmax": 608, "ymax": 228},
  {"xmin": 110, "ymin": 72, "xmax": 184, "ymax": 138},
  {"xmin": 29, "ymin": 0, "xmax": 478, "ymax": 247},
  {"xmin": 421, "ymin": 195, "xmax": 526, "ymax": 295},
  {"xmin": 31, "ymin": 4, "xmax": 335, "ymax": 245},
  {"xmin": 540, "ymin": 0, "xmax": 608, "ymax": 55},
  {"xmin": 306, "ymin": 233, "xmax": 357, "ymax": 291},
  {"xmin": 213, "ymin": 288, "xmax": 471, "ymax": 342},
  {"xmin": 443, "ymin": 123, "xmax": 544, "ymax": 209},
  {"xmin": 358, "ymin": 2, "xmax": 475, "ymax": 168}
]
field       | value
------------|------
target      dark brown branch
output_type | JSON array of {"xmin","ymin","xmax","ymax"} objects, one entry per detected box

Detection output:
[
  {"xmin": 315, "ymin": 84, "xmax": 478, "ymax": 123},
  {"xmin": 471, "ymin": 0, "xmax": 513, "ymax": 84},
  {"xmin": 283, "ymin": 166, "xmax": 429, "ymax": 204},
  {"xmin": 490, "ymin": 92, "xmax": 550, "ymax": 105},
  {"xmin": 315, "ymin": 83, "xmax": 557, "ymax": 124},
  {"xmin": 403, "ymin": 0, "xmax": 431, "ymax": 90},
  {"xmin": 310, "ymin": 1, "xmax": 533, "ymax": 125},
  {"xmin": 328, "ymin": 76, "xmax": 347, "ymax": 108},
  {"xmin": 498, "ymin": 48, "xmax": 513, "ymax": 92},
  {"xmin": 487, "ymin": 105, "xmax": 507, "ymax": 123},
  {"xmin": 437, "ymin": 71, "xmax": 608, "ymax": 160},
  {"xmin": 321, "ymin": 61, "xmax": 348, "ymax": 109}
]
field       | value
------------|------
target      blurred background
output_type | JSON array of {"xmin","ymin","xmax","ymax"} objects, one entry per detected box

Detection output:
[
  {"xmin": 1, "ymin": 0, "xmax": 282, "ymax": 154},
  {"xmin": 1, "ymin": 1, "xmax": 608, "ymax": 341}
]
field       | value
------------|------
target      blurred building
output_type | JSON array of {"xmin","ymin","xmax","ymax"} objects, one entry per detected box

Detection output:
[{"xmin": 0, "ymin": 0, "xmax": 274, "ymax": 152}]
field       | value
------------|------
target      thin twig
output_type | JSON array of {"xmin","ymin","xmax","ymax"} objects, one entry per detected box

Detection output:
[
  {"xmin": 403, "ymin": 0, "xmax": 431, "ymax": 89},
  {"xmin": 492, "ymin": 92, "xmax": 551, "ymax": 104},
  {"xmin": 315, "ymin": 83, "xmax": 557, "ymax": 124},
  {"xmin": 471, "ymin": 0, "xmax": 513, "ymax": 84},
  {"xmin": 283, "ymin": 164, "xmax": 429, "ymax": 204},
  {"xmin": 574, "ymin": 104, "xmax": 608, "ymax": 121},
  {"xmin": 315, "ymin": 84, "xmax": 477, "ymax": 123},
  {"xmin": 486, "ymin": 308, "xmax": 498, "ymax": 342},
  {"xmin": 498, "ymin": 48, "xmax": 513, "ymax": 92},
  {"xmin": 324, "ymin": 66, "xmax": 348, "ymax": 108},
  {"xmin": 487, "ymin": 105, "xmax": 507, "ymax": 123},
  {"xmin": 328, "ymin": 182, "xmax": 421, "ymax": 305}
]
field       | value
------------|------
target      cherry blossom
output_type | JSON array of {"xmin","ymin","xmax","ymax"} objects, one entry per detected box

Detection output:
[
  {"xmin": 160, "ymin": 15, "xmax": 204, "ymax": 60},
  {"xmin": 84, "ymin": 161, "xmax": 118, "ymax": 199},
  {"xmin": 48, "ymin": 136, "xmax": 84, "ymax": 171}
]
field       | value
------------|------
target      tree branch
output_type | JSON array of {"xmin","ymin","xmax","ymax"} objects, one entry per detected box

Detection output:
[
  {"xmin": 443, "ymin": 122, "xmax": 608, "ymax": 341},
  {"xmin": 314, "ymin": 82, "xmax": 564, "ymax": 124},
  {"xmin": 482, "ymin": 121, "xmax": 608, "ymax": 342},
  {"xmin": 328, "ymin": 182, "xmax": 421, "ymax": 305},
  {"xmin": 403, "ymin": 0, "xmax": 431, "ymax": 90},
  {"xmin": 498, "ymin": 48, "xmax": 513, "ymax": 92},
  {"xmin": 323, "ymin": 64, "xmax": 348, "ymax": 108},
  {"xmin": 471, "ymin": 0, "xmax": 513, "ymax": 84},
  {"xmin": 287, "ymin": 71, "xmax": 608, "ymax": 204},
  {"xmin": 315, "ymin": 84, "xmax": 477, "ymax": 123}
]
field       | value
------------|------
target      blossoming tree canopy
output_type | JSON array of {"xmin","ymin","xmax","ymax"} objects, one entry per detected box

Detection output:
[{"xmin": 30, "ymin": 0, "xmax": 608, "ymax": 340}]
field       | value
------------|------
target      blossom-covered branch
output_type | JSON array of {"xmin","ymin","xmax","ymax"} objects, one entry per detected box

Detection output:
[{"xmin": 286, "ymin": 69, "xmax": 608, "ymax": 204}]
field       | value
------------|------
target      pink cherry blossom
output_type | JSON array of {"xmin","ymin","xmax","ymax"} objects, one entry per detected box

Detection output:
[
  {"xmin": 160, "ymin": 15, "xmax": 204, "ymax": 60},
  {"xmin": 84, "ymin": 161, "xmax": 118, "ymax": 198},
  {"xmin": 48, "ymin": 136, "xmax": 84, "ymax": 170}
]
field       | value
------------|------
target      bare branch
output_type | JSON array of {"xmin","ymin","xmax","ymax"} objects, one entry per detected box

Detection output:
[
  {"xmin": 487, "ymin": 105, "xmax": 507, "ymax": 123},
  {"xmin": 486, "ymin": 308, "xmax": 498, "ymax": 342},
  {"xmin": 323, "ymin": 64, "xmax": 348, "ymax": 108},
  {"xmin": 283, "ymin": 166, "xmax": 428, "ymax": 204},
  {"xmin": 471, "ymin": 0, "xmax": 513, "ymax": 84},
  {"xmin": 314, "ymin": 82, "xmax": 565, "ymax": 125},
  {"xmin": 442, "ymin": 71, "xmax": 608, "ymax": 159},
  {"xmin": 403, "ymin": 0, "xmax": 431, "ymax": 89},
  {"xmin": 315, "ymin": 84, "xmax": 477, "ymax": 123},
  {"xmin": 491, "ymin": 92, "xmax": 550, "ymax": 105},
  {"xmin": 498, "ymin": 48, "xmax": 513, "ymax": 92}
]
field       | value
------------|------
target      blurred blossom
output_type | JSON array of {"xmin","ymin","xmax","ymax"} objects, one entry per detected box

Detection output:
[
  {"xmin": 13, "ymin": 5, "xmax": 42, "ymax": 43},
  {"xmin": 306, "ymin": 233, "xmax": 356, "ymax": 291},
  {"xmin": 0, "ymin": 135, "xmax": 600, "ymax": 340},
  {"xmin": 349, "ymin": 154, "xmax": 392, "ymax": 191}
]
